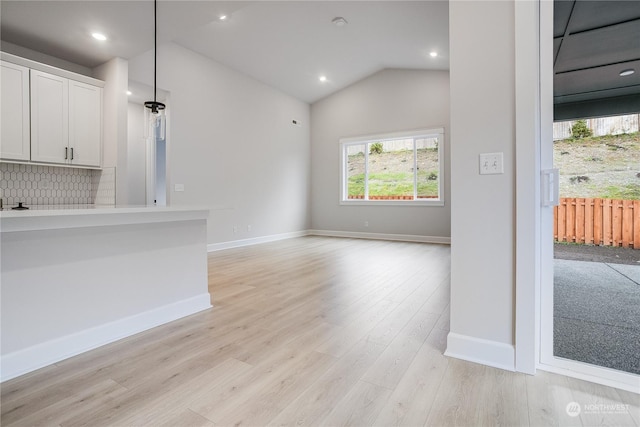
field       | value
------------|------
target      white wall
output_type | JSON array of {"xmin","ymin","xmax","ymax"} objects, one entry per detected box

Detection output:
[
  {"xmin": 447, "ymin": 0, "xmax": 517, "ymax": 370},
  {"xmin": 93, "ymin": 58, "xmax": 129, "ymax": 205},
  {"xmin": 128, "ymin": 43, "xmax": 311, "ymax": 244},
  {"xmin": 1, "ymin": 41, "xmax": 93, "ymax": 76},
  {"xmin": 310, "ymin": 69, "xmax": 450, "ymax": 238}
]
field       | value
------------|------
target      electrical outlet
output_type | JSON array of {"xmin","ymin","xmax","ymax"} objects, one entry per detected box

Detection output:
[
  {"xmin": 479, "ymin": 152, "xmax": 504, "ymax": 175},
  {"xmin": 247, "ymin": 225, "xmax": 252, "ymax": 232},
  {"xmin": 174, "ymin": 183, "xmax": 185, "ymax": 192},
  {"xmin": 233, "ymin": 225, "xmax": 238, "ymax": 233},
  {"xmin": 364, "ymin": 220, "xmax": 369, "ymax": 227}
]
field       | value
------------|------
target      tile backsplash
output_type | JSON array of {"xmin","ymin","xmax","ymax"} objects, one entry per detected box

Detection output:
[
  {"xmin": 92, "ymin": 166, "xmax": 117, "ymax": 205},
  {"xmin": 0, "ymin": 163, "xmax": 116, "ymax": 207}
]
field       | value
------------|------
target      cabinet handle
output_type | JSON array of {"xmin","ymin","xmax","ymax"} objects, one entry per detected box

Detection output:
[
  {"xmin": 71, "ymin": 148, "xmax": 74, "ymax": 160},
  {"xmin": 65, "ymin": 147, "xmax": 68, "ymax": 160}
]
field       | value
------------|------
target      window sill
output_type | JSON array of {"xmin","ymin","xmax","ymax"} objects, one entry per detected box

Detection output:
[{"xmin": 340, "ymin": 199, "xmax": 445, "ymax": 207}]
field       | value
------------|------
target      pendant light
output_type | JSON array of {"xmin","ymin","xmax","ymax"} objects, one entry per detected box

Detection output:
[{"xmin": 144, "ymin": 0, "xmax": 166, "ymax": 140}]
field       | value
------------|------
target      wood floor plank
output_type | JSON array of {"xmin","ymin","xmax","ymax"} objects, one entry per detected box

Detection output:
[
  {"xmin": 210, "ymin": 283, "xmax": 256, "ymax": 301},
  {"xmin": 373, "ymin": 328, "xmax": 449, "ymax": 427},
  {"xmin": 434, "ymin": 303, "xmax": 450, "ymax": 331},
  {"xmin": 267, "ymin": 338, "xmax": 387, "ymax": 426},
  {"xmin": 485, "ymin": 366, "xmax": 530, "ymax": 426},
  {"xmin": 3, "ymin": 379, "xmax": 127, "ymax": 427},
  {"xmin": 1, "ymin": 356, "xmax": 129, "ymax": 425},
  {"xmin": 234, "ymin": 316, "xmax": 335, "ymax": 366},
  {"xmin": 421, "ymin": 277, "xmax": 450, "ymax": 315},
  {"xmin": 156, "ymin": 409, "xmax": 217, "ymax": 427},
  {"xmin": 313, "ymin": 298, "xmax": 396, "ymax": 357},
  {"xmin": 319, "ymin": 380, "xmax": 392, "ymax": 427},
  {"xmin": 365, "ymin": 277, "xmax": 440, "ymax": 346},
  {"xmin": 209, "ymin": 351, "xmax": 336, "ymax": 426},
  {"xmin": 361, "ymin": 309, "xmax": 439, "ymax": 389},
  {"xmin": 0, "ymin": 364, "xmax": 61, "ymax": 407},
  {"xmin": 525, "ymin": 370, "xmax": 583, "ymax": 427},
  {"xmin": 187, "ymin": 346, "xmax": 333, "ymax": 422},
  {"xmin": 568, "ymin": 375, "xmax": 639, "ymax": 427},
  {"xmin": 116, "ymin": 357, "xmax": 253, "ymax": 427},
  {"xmin": 616, "ymin": 389, "xmax": 640, "ymax": 426},
  {"xmin": 426, "ymin": 358, "xmax": 532, "ymax": 427},
  {"xmin": 424, "ymin": 359, "xmax": 497, "ymax": 426}
]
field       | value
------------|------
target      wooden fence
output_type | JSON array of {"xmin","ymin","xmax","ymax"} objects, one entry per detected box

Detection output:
[{"xmin": 554, "ymin": 198, "xmax": 640, "ymax": 248}]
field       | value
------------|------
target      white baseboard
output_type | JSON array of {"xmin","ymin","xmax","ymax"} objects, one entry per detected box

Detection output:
[
  {"xmin": 0, "ymin": 293, "xmax": 212, "ymax": 382},
  {"xmin": 207, "ymin": 230, "xmax": 310, "ymax": 252},
  {"xmin": 445, "ymin": 332, "xmax": 515, "ymax": 371},
  {"xmin": 207, "ymin": 230, "xmax": 450, "ymax": 252},
  {"xmin": 308, "ymin": 229, "xmax": 451, "ymax": 245}
]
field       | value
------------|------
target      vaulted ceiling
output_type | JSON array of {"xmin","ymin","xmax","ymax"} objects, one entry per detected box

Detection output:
[{"xmin": 0, "ymin": 1, "xmax": 449, "ymax": 104}]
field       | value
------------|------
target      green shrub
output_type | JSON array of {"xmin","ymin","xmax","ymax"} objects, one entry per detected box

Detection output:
[
  {"xmin": 369, "ymin": 142, "xmax": 383, "ymax": 155},
  {"xmin": 570, "ymin": 120, "xmax": 593, "ymax": 139}
]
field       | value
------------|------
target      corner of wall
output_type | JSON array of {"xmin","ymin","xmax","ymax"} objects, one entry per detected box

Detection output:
[
  {"xmin": 445, "ymin": 332, "xmax": 515, "ymax": 372},
  {"xmin": 93, "ymin": 58, "xmax": 129, "ymax": 205}
]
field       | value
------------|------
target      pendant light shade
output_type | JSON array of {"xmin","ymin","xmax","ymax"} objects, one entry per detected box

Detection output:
[{"xmin": 145, "ymin": 0, "xmax": 166, "ymax": 140}]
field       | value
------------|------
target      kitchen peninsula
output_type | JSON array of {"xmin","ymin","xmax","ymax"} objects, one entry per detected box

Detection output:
[{"xmin": 0, "ymin": 205, "xmax": 211, "ymax": 381}]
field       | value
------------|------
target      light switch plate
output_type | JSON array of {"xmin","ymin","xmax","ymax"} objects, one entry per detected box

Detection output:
[{"xmin": 479, "ymin": 152, "xmax": 504, "ymax": 175}]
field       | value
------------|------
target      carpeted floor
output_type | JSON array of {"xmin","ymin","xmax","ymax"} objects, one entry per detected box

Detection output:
[{"xmin": 554, "ymin": 259, "xmax": 640, "ymax": 375}]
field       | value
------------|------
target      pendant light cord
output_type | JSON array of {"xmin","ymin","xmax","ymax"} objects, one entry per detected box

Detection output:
[
  {"xmin": 153, "ymin": 0, "xmax": 157, "ymax": 104},
  {"xmin": 145, "ymin": 0, "xmax": 164, "ymax": 113}
]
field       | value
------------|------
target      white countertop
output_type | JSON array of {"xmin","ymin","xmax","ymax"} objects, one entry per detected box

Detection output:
[{"xmin": 0, "ymin": 205, "xmax": 209, "ymax": 232}]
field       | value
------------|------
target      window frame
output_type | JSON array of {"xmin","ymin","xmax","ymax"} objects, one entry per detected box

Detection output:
[{"xmin": 340, "ymin": 128, "xmax": 445, "ymax": 206}]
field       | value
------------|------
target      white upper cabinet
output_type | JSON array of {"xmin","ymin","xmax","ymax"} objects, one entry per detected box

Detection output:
[
  {"xmin": 0, "ymin": 61, "xmax": 31, "ymax": 161},
  {"xmin": 1, "ymin": 54, "xmax": 104, "ymax": 169},
  {"xmin": 69, "ymin": 80, "xmax": 102, "ymax": 167},
  {"xmin": 30, "ymin": 70, "xmax": 69, "ymax": 164},
  {"xmin": 30, "ymin": 69, "xmax": 102, "ymax": 167}
]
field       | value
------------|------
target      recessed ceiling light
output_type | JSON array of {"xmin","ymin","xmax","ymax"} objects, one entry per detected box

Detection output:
[
  {"xmin": 126, "ymin": 90, "xmax": 132, "ymax": 96},
  {"xmin": 619, "ymin": 69, "xmax": 635, "ymax": 77},
  {"xmin": 430, "ymin": 51, "xmax": 438, "ymax": 57},
  {"xmin": 319, "ymin": 76, "xmax": 327, "ymax": 82},
  {"xmin": 219, "ymin": 15, "xmax": 228, "ymax": 21},
  {"xmin": 332, "ymin": 17, "xmax": 348, "ymax": 27},
  {"xmin": 92, "ymin": 32, "xmax": 107, "ymax": 41}
]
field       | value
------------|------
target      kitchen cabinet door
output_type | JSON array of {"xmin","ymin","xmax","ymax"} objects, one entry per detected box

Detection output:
[
  {"xmin": 0, "ymin": 61, "xmax": 30, "ymax": 161},
  {"xmin": 30, "ymin": 70, "xmax": 69, "ymax": 164},
  {"xmin": 69, "ymin": 80, "xmax": 102, "ymax": 167}
]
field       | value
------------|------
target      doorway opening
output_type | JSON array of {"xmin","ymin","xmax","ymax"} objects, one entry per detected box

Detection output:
[
  {"xmin": 539, "ymin": 0, "xmax": 640, "ymax": 390},
  {"xmin": 551, "ymin": 114, "xmax": 640, "ymax": 375}
]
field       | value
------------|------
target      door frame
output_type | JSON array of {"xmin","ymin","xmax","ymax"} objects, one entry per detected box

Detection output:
[{"xmin": 515, "ymin": 0, "xmax": 640, "ymax": 393}]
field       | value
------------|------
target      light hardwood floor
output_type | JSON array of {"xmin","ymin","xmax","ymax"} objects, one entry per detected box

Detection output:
[{"xmin": 1, "ymin": 236, "xmax": 638, "ymax": 426}]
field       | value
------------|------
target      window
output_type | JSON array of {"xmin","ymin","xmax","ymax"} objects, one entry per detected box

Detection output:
[{"xmin": 340, "ymin": 128, "xmax": 444, "ymax": 205}]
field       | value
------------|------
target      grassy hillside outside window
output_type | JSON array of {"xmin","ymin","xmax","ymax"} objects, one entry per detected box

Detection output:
[{"xmin": 340, "ymin": 128, "xmax": 444, "ymax": 206}]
